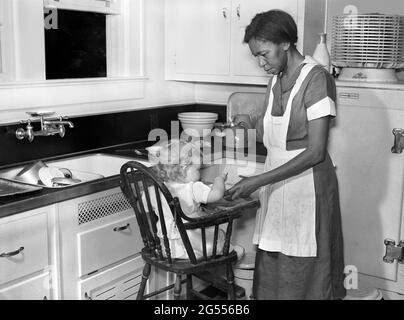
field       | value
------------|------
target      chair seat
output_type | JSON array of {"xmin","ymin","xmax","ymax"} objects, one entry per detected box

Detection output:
[{"xmin": 141, "ymin": 248, "xmax": 238, "ymax": 274}]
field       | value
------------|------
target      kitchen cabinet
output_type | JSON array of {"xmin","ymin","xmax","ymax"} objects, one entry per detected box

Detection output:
[
  {"xmin": 57, "ymin": 187, "xmax": 146, "ymax": 299},
  {"xmin": 0, "ymin": 273, "xmax": 51, "ymax": 300},
  {"xmin": 79, "ymin": 256, "xmax": 144, "ymax": 300},
  {"xmin": 328, "ymin": 86, "xmax": 404, "ymax": 296},
  {"xmin": 165, "ymin": 0, "xmax": 325, "ymax": 85},
  {"xmin": 0, "ymin": 206, "xmax": 57, "ymax": 300}
]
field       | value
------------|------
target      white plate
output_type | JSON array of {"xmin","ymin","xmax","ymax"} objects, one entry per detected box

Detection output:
[{"xmin": 38, "ymin": 167, "xmax": 65, "ymax": 187}]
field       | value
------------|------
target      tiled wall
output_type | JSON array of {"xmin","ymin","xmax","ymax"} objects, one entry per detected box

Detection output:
[{"xmin": 0, "ymin": 104, "xmax": 226, "ymax": 167}]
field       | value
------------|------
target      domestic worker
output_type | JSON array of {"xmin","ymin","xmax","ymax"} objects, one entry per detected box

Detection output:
[{"xmin": 224, "ymin": 10, "xmax": 346, "ymax": 300}]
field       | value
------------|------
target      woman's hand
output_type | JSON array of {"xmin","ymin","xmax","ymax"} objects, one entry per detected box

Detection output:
[{"xmin": 224, "ymin": 175, "xmax": 261, "ymax": 201}]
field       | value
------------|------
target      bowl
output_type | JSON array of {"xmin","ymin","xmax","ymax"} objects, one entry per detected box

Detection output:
[
  {"xmin": 178, "ymin": 112, "xmax": 218, "ymax": 120},
  {"xmin": 180, "ymin": 122, "xmax": 215, "ymax": 137},
  {"xmin": 179, "ymin": 118, "xmax": 218, "ymax": 124}
]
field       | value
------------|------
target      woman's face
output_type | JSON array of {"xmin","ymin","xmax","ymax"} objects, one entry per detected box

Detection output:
[{"xmin": 248, "ymin": 38, "xmax": 289, "ymax": 75}]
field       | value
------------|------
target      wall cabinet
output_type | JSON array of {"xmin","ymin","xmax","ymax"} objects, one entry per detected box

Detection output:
[
  {"xmin": 165, "ymin": 0, "xmax": 325, "ymax": 85},
  {"xmin": 328, "ymin": 87, "xmax": 404, "ymax": 296},
  {"xmin": 0, "ymin": 206, "xmax": 56, "ymax": 300}
]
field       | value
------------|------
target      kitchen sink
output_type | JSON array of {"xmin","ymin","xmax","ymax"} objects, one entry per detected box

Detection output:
[
  {"xmin": 0, "ymin": 153, "xmax": 151, "ymax": 189},
  {"xmin": 46, "ymin": 153, "xmax": 151, "ymax": 178}
]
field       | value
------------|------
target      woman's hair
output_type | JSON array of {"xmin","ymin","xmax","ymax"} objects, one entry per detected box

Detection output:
[
  {"xmin": 152, "ymin": 140, "xmax": 201, "ymax": 183},
  {"xmin": 244, "ymin": 10, "xmax": 298, "ymax": 45}
]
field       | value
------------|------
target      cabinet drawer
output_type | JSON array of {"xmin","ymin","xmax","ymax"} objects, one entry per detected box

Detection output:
[
  {"xmin": 78, "ymin": 216, "xmax": 143, "ymax": 276},
  {"xmin": 0, "ymin": 272, "xmax": 51, "ymax": 300},
  {"xmin": 79, "ymin": 255, "xmax": 144, "ymax": 300},
  {"xmin": 0, "ymin": 212, "xmax": 49, "ymax": 285}
]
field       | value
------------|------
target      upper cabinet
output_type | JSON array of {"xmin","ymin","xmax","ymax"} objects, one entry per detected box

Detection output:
[{"xmin": 165, "ymin": 0, "xmax": 325, "ymax": 85}]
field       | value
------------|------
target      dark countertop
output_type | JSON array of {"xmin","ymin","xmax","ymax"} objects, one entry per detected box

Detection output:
[{"xmin": 0, "ymin": 140, "xmax": 267, "ymax": 219}]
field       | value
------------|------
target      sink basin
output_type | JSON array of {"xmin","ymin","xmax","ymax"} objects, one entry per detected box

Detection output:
[
  {"xmin": 46, "ymin": 153, "xmax": 151, "ymax": 178},
  {"xmin": 0, "ymin": 153, "xmax": 151, "ymax": 189}
]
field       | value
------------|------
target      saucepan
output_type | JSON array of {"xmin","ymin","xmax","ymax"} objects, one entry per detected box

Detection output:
[{"xmin": 212, "ymin": 115, "xmax": 256, "ymax": 149}]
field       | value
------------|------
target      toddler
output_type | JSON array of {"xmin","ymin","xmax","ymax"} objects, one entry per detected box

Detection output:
[{"xmin": 143, "ymin": 139, "xmax": 244, "ymax": 260}]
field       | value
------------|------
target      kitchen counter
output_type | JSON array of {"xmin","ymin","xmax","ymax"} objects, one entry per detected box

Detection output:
[{"xmin": 0, "ymin": 140, "xmax": 267, "ymax": 219}]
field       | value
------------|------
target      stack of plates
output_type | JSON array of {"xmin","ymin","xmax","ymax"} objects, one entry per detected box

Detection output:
[
  {"xmin": 331, "ymin": 14, "xmax": 404, "ymax": 69},
  {"xmin": 178, "ymin": 112, "xmax": 218, "ymax": 137}
]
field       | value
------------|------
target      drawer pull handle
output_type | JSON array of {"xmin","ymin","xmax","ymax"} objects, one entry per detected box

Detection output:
[
  {"xmin": 114, "ymin": 223, "xmax": 130, "ymax": 232},
  {"xmin": 0, "ymin": 246, "xmax": 24, "ymax": 258}
]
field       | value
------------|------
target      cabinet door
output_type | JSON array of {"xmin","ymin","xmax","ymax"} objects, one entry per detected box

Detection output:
[
  {"xmin": 328, "ymin": 91, "xmax": 404, "ymax": 282},
  {"xmin": 169, "ymin": 0, "xmax": 231, "ymax": 76},
  {"xmin": 79, "ymin": 256, "xmax": 144, "ymax": 300},
  {"xmin": 0, "ymin": 273, "xmax": 51, "ymax": 300},
  {"xmin": 0, "ymin": 210, "xmax": 49, "ymax": 285},
  {"xmin": 231, "ymin": 0, "xmax": 299, "ymax": 78}
]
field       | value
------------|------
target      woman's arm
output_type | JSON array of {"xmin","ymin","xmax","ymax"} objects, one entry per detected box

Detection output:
[{"xmin": 224, "ymin": 116, "xmax": 330, "ymax": 200}]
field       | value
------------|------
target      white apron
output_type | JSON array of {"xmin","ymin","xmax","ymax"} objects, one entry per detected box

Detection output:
[{"xmin": 253, "ymin": 63, "xmax": 318, "ymax": 257}]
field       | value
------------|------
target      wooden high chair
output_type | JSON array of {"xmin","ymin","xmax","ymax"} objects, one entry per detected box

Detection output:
[{"xmin": 120, "ymin": 161, "xmax": 259, "ymax": 300}]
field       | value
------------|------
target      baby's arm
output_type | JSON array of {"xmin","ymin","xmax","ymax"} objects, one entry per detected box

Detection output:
[{"xmin": 207, "ymin": 172, "xmax": 228, "ymax": 203}]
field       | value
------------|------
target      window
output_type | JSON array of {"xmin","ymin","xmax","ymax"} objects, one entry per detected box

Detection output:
[
  {"xmin": 44, "ymin": 9, "xmax": 107, "ymax": 79},
  {"xmin": 0, "ymin": 0, "xmax": 145, "ymax": 113}
]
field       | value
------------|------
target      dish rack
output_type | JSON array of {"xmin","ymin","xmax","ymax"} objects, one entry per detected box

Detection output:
[{"xmin": 331, "ymin": 14, "xmax": 404, "ymax": 83}]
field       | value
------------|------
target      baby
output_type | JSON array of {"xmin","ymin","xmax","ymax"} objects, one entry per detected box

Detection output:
[{"xmin": 144, "ymin": 139, "xmax": 244, "ymax": 260}]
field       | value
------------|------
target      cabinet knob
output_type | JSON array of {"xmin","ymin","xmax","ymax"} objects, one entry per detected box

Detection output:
[
  {"xmin": 222, "ymin": 8, "xmax": 227, "ymax": 19},
  {"xmin": 237, "ymin": 5, "xmax": 241, "ymax": 19}
]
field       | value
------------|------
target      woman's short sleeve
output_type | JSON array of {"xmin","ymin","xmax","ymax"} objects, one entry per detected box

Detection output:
[
  {"xmin": 192, "ymin": 181, "xmax": 212, "ymax": 204},
  {"xmin": 304, "ymin": 67, "xmax": 337, "ymax": 121}
]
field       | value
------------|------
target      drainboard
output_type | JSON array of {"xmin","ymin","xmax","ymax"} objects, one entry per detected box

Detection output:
[{"xmin": 0, "ymin": 153, "xmax": 151, "ymax": 189}]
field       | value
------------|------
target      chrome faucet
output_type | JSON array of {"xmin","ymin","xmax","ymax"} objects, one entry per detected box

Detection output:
[{"xmin": 16, "ymin": 112, "xmax": 74, "ymax": 142}]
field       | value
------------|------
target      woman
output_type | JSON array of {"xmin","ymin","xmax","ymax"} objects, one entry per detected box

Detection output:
[{"xmin": 224, "ymin": 10, "xmax": 346, "ymax": 300}]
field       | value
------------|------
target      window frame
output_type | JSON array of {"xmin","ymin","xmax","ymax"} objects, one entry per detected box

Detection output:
[
  {"xmin": 0, "ymin": 0, "xmax": 146, "ymax": 114},
  {"xmin": 44, "ymin": 0, "xmax": 122, "ymax": 15}
]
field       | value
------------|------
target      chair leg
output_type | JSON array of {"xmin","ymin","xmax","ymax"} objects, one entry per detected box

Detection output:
[
  {"xmin": 186, "ymin": 275, "xmax": 193, "ymax": 300},
  {"xmin": 174, "ymin": 274, "xmax": 182, "ymax": 300},
  {"xmin": 226, "ymin": 263, "xmax": 236, "ymax": 300},
  {"xmin": 137, "ymin": 263, "xmax": 151, "ymax": 300}
]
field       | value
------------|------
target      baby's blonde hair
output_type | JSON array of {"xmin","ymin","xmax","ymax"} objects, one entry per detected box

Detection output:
[{"xmin": 152, "ymin": 140, "xmax": 201, "ymax": 183}]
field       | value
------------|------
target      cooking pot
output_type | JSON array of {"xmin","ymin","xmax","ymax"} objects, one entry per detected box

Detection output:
[{"xmin": 213, "ymin": 117, "xmax": 255, "ymax": 149}]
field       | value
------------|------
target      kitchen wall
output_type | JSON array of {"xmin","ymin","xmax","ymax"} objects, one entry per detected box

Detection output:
[
  {"xmin": 0, "ymin": 0, "xmax": 197, "ymax": 125},
  {"xmin": 0, "ymin": 103, "xmax": 226, "ymax": 167}
]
